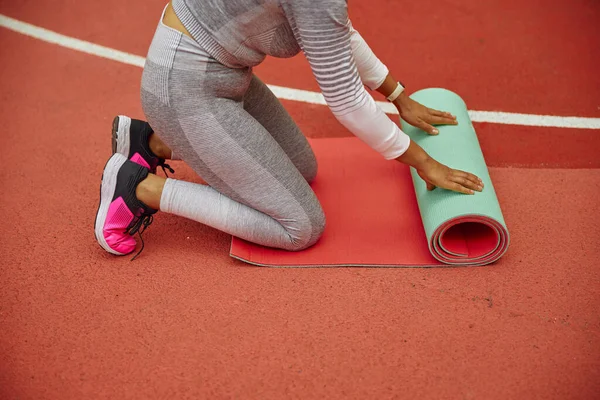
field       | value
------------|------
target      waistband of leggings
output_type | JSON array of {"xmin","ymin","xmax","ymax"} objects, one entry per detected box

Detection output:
[{"xmin": 171, "ymin": 1, "xmax": 243, "ymax": 68}]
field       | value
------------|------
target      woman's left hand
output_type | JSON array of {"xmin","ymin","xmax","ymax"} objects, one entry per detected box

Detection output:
[{"xmin": 394, "ymin": 92, "xmax": 458, "ymax": 135}]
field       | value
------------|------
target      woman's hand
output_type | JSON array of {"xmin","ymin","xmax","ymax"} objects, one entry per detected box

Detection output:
[
  {"xmin": 416, "ymin": 158, "xmax": 483, "ymax": 195},
  {"xmin": 396, "ymin": 141, "xmax": 483, "ymax": 195},
  {"xmin": 394, "ymin": 92, "xmax": 457, "ymax": 135}
]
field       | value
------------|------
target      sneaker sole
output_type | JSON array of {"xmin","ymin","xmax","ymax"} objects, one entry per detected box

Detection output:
[
  {"xmin": 94, "ymin": 153, "xmax": 129, "ymax": 256},
  {"xmin": 111, "ymin": 115, "xmax": 131, "ymax": 158}
]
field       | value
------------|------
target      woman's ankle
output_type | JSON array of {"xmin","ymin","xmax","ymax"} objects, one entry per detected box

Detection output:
[
  {"xmin": 148, "ymin": 133, "xmax": 172, "ymax": 160},
  {"xmin": 136, "ymin": 173, "xmax": 166, "ymax": 210}
]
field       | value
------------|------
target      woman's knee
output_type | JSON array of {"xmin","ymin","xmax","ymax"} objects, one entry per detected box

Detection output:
[
  {"xmin": 304, "ymin": 157, "xmax": 318, "ymax": 184},
  {"xmin": 297, "ymin": 149, "xmax": 318, "ymax": 184},
  {"xmin": 284, "ymin": 204, "xmax": 326, "ymax": 251}
]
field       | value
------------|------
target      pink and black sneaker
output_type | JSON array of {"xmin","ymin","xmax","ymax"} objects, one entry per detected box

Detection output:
[
  {"xmin": 94, "ymin": 153, "xmax": 157, "ymax": 259},
  {"xmin": 112, "ymin": 115, "xmax": 174, "ymax": 175}
]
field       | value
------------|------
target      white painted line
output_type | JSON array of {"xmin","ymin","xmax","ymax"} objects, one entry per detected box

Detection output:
[
  {"xmin": 0, "ymin": 14, "xmax": 146, "ymax": 68},
  {"xmin": 1, "ymin": 13, "xmax": 599, "ymax": 130},
  {"xmin": 466, "ymin": 110, "xmax": 600, "ymax": 129}
]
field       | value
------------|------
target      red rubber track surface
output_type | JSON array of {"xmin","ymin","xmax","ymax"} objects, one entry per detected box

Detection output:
[
  {"xmin": 2, "ymin": 0, "xmax": 599, "ymax": 167},
  {"xmin": 1, "ymin": 1, "xmax": 599, "ymax": 399}
]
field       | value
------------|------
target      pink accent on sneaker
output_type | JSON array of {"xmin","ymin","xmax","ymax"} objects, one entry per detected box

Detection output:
[
  {"xmin": 130, "ymin": 153, "xmax": 151, "ymax": 169},
  {"xmin": 103, "ymin": 197, "xmax": 137, "ymax": 254}
]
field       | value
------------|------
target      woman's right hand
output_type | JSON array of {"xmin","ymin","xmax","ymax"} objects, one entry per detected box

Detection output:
[
  {"xmin": 396, "ymin": 140, "xmax": 483, "ymax": 195},
  {"xmin": 416, "ymin": 158, "xmax": 483, "ymax": 195}
]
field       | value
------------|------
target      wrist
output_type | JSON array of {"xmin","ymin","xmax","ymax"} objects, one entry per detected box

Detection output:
[
  {"xmin": 395, "ymin": 140, "xmax": 431, "ymax": 169},
  {"xmin": 393, "ymin": 91, "xmax": 410, "ymax": 112}
]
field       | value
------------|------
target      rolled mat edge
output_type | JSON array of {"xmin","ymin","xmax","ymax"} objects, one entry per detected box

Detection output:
[{"xmin": 400, "ymin": 88, "xmax": 510, "ymax": 266}]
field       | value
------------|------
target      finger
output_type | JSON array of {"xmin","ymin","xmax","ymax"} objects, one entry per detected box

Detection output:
[
  {"xmin": 451, "ymin": 169, "xmax": 482, "ymax": 183},
  {"xmin": 429, "ymin": 108, "xmax": 455, "ymax": 118},
  {"xmin": 448, "ymin": 181, "xmax": 475, "ymax": 195},
  {"xmin": 449, "ymin": 174, "xmax": 482, "ymax": 192},
  {"xmin": 429, "ymin": 108, "xmax": 457, "ymax": 121},
  {"xmin": 416, "ymin": 120, "xmax": 439, "ymax": 135},
  {"xmin": 426, "ymin": 182, "xmax": 436, "ymax": 191},
  {"xmin": 453, "ymin": 170, "xmax": 484, "ymax": 189},
  {"xmin": 425, "ymin": 114, "xmax": 459, "ymax": 126}
]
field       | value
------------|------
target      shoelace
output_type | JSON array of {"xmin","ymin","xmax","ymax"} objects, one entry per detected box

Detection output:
[
  {"xmin": 127, "ymin": 213, "xmax": 154, "ymax": 261},
  {"xmin": 158, "ymin": 160, "xmax": 175, "ymax": 178}
]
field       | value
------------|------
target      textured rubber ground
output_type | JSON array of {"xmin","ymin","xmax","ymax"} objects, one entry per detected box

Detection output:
[{"xmin": 0, "ymin": 1, "xmax": 599, "ymax": 399}]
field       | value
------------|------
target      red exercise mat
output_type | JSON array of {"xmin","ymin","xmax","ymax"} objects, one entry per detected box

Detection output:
[{"xmin": 230, "ymin": 138, "xmax": 448, "ymax": 267}]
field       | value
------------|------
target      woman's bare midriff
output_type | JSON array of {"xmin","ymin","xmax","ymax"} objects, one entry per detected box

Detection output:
[{"xmin": 163, "ymin": 2, "xmax": 193, "ymax": 38}]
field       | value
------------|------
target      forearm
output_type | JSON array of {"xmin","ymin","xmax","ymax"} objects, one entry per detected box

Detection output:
[
  {"xmin": 348, "ymin": 22, "xmax": 389, "ymax": 90},
  {"xmin": 394, "ymin": 139, "xmax": 432, "ymax": 169},
  {"xmin": 347, "ymin": 21, "xmax": 411, "ymax": 104},
  {"xmin": 335, "ymin": 98, "xmax": 410, "ymax": 160},
  {"xmin": 377, "ymin": 75, "xmax": 441, "ymax": 167},
  {"xmin": 295, "ymin": 14, "xmax": 413, "ymax": 160}
]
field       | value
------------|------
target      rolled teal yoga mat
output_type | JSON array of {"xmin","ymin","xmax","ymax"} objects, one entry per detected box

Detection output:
[{"xmin": 400, "ymin": 88, "xmax": 510, "ymax": 265}]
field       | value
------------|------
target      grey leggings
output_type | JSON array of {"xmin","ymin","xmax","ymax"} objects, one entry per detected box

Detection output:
[{"xmin": 140, "ymin": 18, "xmax": 325, "ymax": 251}]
